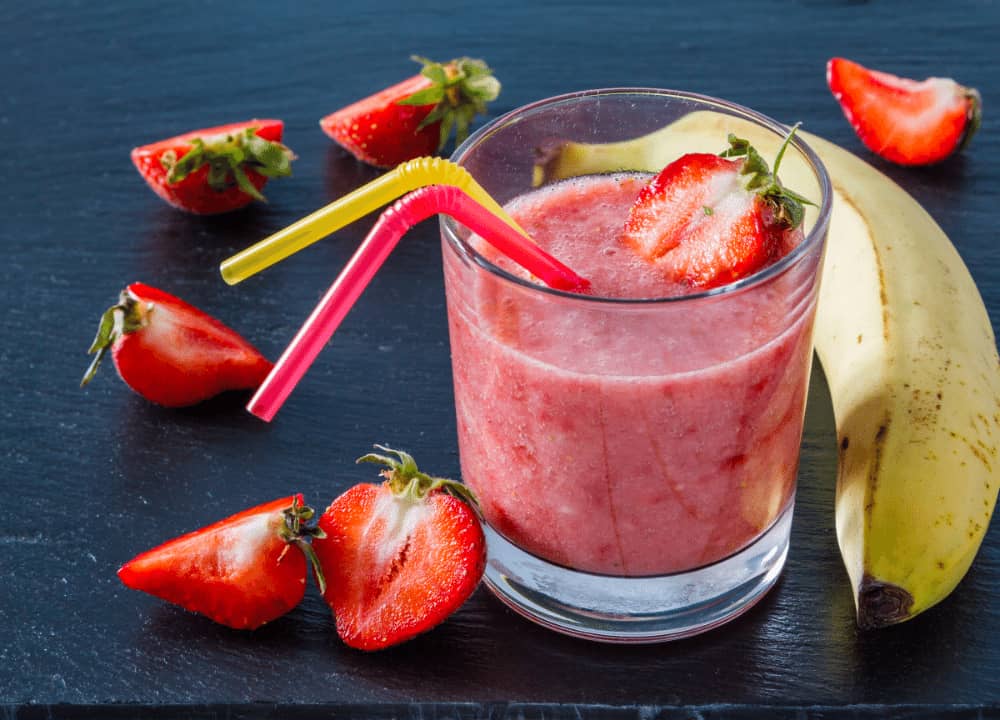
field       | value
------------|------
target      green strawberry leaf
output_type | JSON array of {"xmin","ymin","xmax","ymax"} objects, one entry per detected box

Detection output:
[
  {"xmin": 420, "ymin": 62, "xmax": 448, "ymax": 87},
  {"xmin": 438, "ymin": 113, "xmax": 456, "ymax": 150},
  {"xmin": 356, "ymin": 444, "xmax": 479, "ymax": 509},
  {"xmin": 464, "ymin": 74, "xmax": 501, "ymax": 102},
  {"xmin": 399, "ymin": 85, "xmax": 446, "ymax": 107},
  {"xmin": 719, "ymin": 124, "xmax": 815, "ymax": 231},
  {"xmin": 231, "ymin": 164, "xmax": 265, "ymax": 202},
  {"xmin": 396, "ymin": 55, "xmax": 501, "ymax": 152},
  {"xmin": 420, "ymin": 103, "xmax": 448, "ymax": 126},
  {"xmin": 280, "ymin": 496, "xmax": 328, "ymax": 596},
  {"xmin": 206, "ymin": 160, "xmax": 229, "ymax": 189},
  {"xmin": 159, "ymin": 126, "xmax": 295, "ymax": 201}
]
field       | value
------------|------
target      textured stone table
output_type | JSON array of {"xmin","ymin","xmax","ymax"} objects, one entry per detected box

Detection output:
[{"xmin": 2, "ymin": 1, "xmax": 998, "ymax": 716}]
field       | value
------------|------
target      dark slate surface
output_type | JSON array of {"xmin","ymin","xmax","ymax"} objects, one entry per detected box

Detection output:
[{"xmin": 2, "ymin": 0, "xmax": 999, "ymax": 717}]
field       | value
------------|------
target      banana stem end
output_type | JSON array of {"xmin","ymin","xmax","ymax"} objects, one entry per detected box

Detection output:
[{"xmin": 857, "ymin": 575, "xmax": 915, "ymax": 629}]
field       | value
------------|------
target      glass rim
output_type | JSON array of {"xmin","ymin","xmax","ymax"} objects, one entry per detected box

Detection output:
[{"xmin": 441, "ymin": 87, "xmax": 833, "ymax": 305}]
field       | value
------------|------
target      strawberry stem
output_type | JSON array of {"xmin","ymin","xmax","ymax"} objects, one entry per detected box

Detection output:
[
  {"xmin": 959, "ymin": 87, "xmax": 983, "ymax": 153},
  {"xmin": 770, "ymin": 122, "xmax": 800, "ymax": 179},
  {"xmin": 719, "ymin": 124, "xmax": 816, "ymax": 231},
  {"xmin": 81, "ymin": 289, "xmax": 150, "ymax": 387},
  {"xmin": 357, "ymin": 445, "xmax": 479, "ymax": 508},
  {"xmin": 280, "ymin": 496, "xmax": 327, "ymax": 595}
]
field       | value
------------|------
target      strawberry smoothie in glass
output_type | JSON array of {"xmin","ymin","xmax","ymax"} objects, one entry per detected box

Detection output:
[{"xmin": 441, "ymin": 90, "xmax": 832, "ymax": 642}]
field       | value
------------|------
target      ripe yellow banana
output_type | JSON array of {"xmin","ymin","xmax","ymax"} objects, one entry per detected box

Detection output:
[{"xmin": 534, "ymin": 110, "xmax": 1000, "ymax": 629}]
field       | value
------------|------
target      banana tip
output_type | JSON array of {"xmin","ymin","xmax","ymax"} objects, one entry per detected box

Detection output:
[
  {"xmin": 532, "ymin": 139, "xmax": 574, "ymax": 187},
  {"xmin": 856, "ymin": 574, "xmax": 914, "ymax": 630}
]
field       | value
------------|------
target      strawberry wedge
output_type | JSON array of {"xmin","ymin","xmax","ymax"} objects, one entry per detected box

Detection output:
[
  {"xmin": 313, "ymin": 446, "xmax": 485, "ymax": 650},
  {"xmin": 827, "ymin": 57, "xmax": 981, "ymax": 166},
  {"xmin": 131, "ymin": 119, "xmax": 295, "ymax": 214},
  {"xmin": 320, "ymin": 56, "xmax": 500, "ymax": 168},
  {"xmin": 622, "ymin": 131, "xmax": 813, "ymax": 290}
]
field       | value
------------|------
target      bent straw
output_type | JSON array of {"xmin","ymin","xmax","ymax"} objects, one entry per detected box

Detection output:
[
  {"xmin": 248, "ymin": 185, "xmax": 589, "ymax": 422},
  {"xmin": 220, "ymin": 156, "xmax": 529, "ymax": 285}
]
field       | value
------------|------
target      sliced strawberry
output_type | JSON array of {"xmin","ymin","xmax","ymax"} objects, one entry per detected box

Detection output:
[
  {"xmin": 622, "ymin": 132, "xmax": 812, "ymax": 290},
  {"xmin": 827, "ymin": 57, "xmax": 981, "ymax": 166},
  {"xmin": 81, "ymin": 282, "xmax": 273, "ymax": 407},
  {"xmin": 312, "ymin": 446, "xmax": 485, "ymax": 651},
  {"xmin": 131, "ymin": 119, "xmax": 295, "ymax": 214},
  {"xmin": 320, "ymin": 56, "xmax": 500, "ymax": 168},
  {"xmin": 118, "ymin": 495, "xmax": 326, "ymax": 630}
]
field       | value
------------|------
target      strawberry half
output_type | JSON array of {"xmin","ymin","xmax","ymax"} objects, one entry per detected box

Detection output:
[
  {"xmin": 622, "ymin": 131, "xmax": 813, "ymax": 290},
  {"xmin": 118, "ymin": 495, "xmax": 326, "ymax": 630},
  {"xmin": 313, "ymin": 446, "xmax": 485, "ymax": 651},
  {"xmin": 827, "ymin": 57, "xmax": 982, "ymax": 166},
  {"xmin": 320, "ymin": 56, "xmax": 500, "ymax": 168},
  {"xmin": 81, "ymin": 282, "xmax": 273, "ymax": 407},
  {"xmin": 131, "ymin": 119, "xmax": 295, "ymax": 214}
]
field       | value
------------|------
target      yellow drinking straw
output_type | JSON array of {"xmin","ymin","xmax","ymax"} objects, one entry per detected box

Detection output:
[{"xmin": 220, "ymin": 156, "xmax": 528, "ymax": 284}]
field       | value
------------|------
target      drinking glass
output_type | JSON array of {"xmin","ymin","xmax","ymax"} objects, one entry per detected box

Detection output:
[{"xmin": 440, "ymin": 89, "xmax": 832, "ymax": 642}]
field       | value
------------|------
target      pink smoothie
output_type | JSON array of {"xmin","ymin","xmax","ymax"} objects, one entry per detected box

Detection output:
[{"xmin": 443, "ymin": 173, "xmax": 818, "ymax": 576}]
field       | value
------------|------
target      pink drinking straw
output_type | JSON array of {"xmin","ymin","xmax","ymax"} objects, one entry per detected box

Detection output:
[{"xmin": 247, "ymin": 185, "xmax": 590, "ymax": 421}]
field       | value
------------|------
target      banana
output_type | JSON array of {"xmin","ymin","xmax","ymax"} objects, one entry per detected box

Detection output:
[{"xmin": 534, "ymin": 110, "xmax": 1000, "ymax": 629}]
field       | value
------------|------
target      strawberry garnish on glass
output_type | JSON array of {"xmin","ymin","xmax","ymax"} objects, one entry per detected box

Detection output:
[
  {"xmin": 826, "ymin": 57, "xmax": 982, "ymax": 166},
  {"xmin": 622, "ymin": 129, "xmax": 813, "ymax": 290},
  {"xmin": 131, "ymin": 119, "xmax": 295, "ymax": 214},
  {"xmin": 118, "ymin": 495, "xmax": 326, "ymax": 630},
  {"xmin": 81, "ymin": 282, "xmax": 272, "ymax": 407},
  {"xmin": 320, "ymin": 56, "xmax": 501, "ymax": 168},
  {"xmin": 312, "ymin": 446, "xmax": 486, "ymax": 651}
]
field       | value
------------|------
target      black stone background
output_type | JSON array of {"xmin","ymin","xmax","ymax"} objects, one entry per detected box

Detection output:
[{"xmin": 2, "ymin": 1, "xmax": 999, "ymax": 717}]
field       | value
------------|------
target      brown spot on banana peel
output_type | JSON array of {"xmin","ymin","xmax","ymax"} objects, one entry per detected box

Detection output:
[
  {"xmin": 948, "ymin": 429, "xmax": 994, "ymax": 473},
  {"xmin": 857, "ymin": 574, "xmax": 915, "ymax": 629},
  {"xmin": 862, "ymin": 421, "xmax": 890, "ymax": 519}
]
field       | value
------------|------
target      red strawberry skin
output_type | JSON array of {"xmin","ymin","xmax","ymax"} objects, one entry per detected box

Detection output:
[
  {"xmin": 86, "ymin": 282, "xmax": 272, "ymax": 407},
  {"xmin": 622, "ymin": 154, "xmax": 782, "ymax": 289},
  {"xmin": 131, "ymin": 119, "xmax": 283, "ymax": 214},
  {"xmin": 313, "ymin": 483, "xmax": 486, "ymax": 651},
  {"xmin": 320, "ymin": 75, "xmax": 439, "ymax": 168},
  {"xmin": 827, "ymin": 57, "xmax": 981, "ymax": 166},
  {"xmin": 118, "ymin": 495, "xmax": 308, "ymax": 630}
]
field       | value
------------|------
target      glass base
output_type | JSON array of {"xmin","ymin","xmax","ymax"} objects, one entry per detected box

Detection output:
[{"xmin": 482, "ymin": 503, "xmax": 793, "ymax": 643}]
